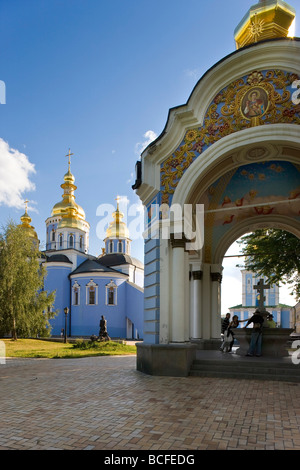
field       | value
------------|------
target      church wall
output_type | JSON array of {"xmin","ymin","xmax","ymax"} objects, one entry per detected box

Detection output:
[
  {"xmin": 57, "ymin": 230, "xmax": 88, "ymax": 252},
  {"xmin": 134, "ymin": 267, "xmax": 144, "ymax": 288},
  {"xmin": 280, "ymin": 308, "xmax": 291, "ymax": 328},
  {"xmin": 143, "ymin": 236, "xmax": 160, "ymax": 344},
  {"xmin": 105, "ymin": 239, "xmax": 126, "ymax": 254},
  {"xmin": 45, "ymin": 265, "xmax": 72, "ymax": 336},
  {"xmin": 46, "ymin": 221, "xmax": 59, "ymax": 250},
  {"xmin": 76, "ymin": 253, "xmax": 90, "ymax": 268},
  {"xmin": 245, "ymin": 273, "xmax": 253, "ymax": 306},
  {"xmin": 70, "ymin": 277, "xmax": 127, "ymax": 337},
  {"xmin": 125, "ymin": 282, "xmax": 144, "ymax": 339}
]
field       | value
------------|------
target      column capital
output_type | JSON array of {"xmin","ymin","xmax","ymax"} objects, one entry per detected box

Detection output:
[
  {"xmin": 170, "ymin": 233, "xmax": 187, "ymax": 249},
  {"xmin": 210, "ymin": 272, "xmax": 222, "ymax": 283},
  {"xmin": 192, "ymin": 270, "xmax": 203, "ymax": 281}
]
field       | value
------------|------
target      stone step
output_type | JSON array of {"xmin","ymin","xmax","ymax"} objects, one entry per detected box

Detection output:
[
  {"xmin": 191, "ymin": 359, "xmax": 298, "ymax": 371},
  {"xmin": 189, "ymin": 359, "xmax": 300, "ymax": 382},
  {"xmin": 189, "ymin": 369, "xmax": 300, "ymax": 382}
]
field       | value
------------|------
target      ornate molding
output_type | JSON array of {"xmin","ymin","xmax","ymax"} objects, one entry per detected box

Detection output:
[{"xmin": 160, "ymin": 69, "xmax": 300, "ymax": 206}]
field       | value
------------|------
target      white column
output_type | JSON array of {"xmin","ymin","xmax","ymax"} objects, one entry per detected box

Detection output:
[
  {"xmin": 190, "ymin": 270, "xmax": 202, "ymax": 339},
  {"xmin": 170, "ymin": 236, "xmax": 186, "ymax": 342},
  {"xmin": 201, "ymin": 264, "xmax": 211, "ymax": 340},
  {"xmin": 184, "ymin": 251, "xmax": 190, "ymax": 342},
  {"xmin": 160, "ymin": 237, "xmax": 170, "ymax": 344},
  {"xmin": 211, "ymin": 270, "xmax": 223, "ymax": 339}
]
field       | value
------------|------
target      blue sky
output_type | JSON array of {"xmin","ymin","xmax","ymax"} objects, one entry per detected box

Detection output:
[{"xmin": 0, "ymin": 0, "xmax": 299, "ymax": 311}]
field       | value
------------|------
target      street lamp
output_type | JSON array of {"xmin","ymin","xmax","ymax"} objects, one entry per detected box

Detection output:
[{"xmin": 64, "ymin": 307, "xmax": 69, "ymax": 343}]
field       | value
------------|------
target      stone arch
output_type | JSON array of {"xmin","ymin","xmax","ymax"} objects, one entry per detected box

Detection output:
[
  {"xmin": 172, "ymin": 124, "xmax": 300, "ymax": 208},
  {"xmin": 214, "ymin": 214, "xmax": 300, "ymax": 265},
  {"xmin": 166, "ymin": 123, "xmax": 300, "ymax": 346}
]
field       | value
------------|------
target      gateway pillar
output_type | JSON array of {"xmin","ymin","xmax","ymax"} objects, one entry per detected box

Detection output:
[{"xmin": 190, "ymin": 270, "xmax": 203, "ymax": 339}]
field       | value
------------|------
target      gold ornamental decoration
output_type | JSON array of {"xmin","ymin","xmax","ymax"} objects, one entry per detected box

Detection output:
[{"xmin": 159, "ymin": 69, "xmax": 300, "ymax": 207}]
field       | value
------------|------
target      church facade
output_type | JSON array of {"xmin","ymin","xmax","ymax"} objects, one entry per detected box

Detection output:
[
  {"xmin": 228, "ymin": 270, "xmax": 292, "ymax": 328},
  {"xmin": 133, "ymin": 0, "xmax": 300, "ymax": 375},
  {"xmin": 20, "ymin": 157, "xmax": 144, "ymax": 340}
]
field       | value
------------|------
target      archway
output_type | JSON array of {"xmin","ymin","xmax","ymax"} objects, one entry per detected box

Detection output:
[
  {"xmin": 135, "ymin": 35, "xmax": 300, "ymax": 376},
  {"xmin": 221, "ymin": 227, "xmax": 299, "ymax": 327}
]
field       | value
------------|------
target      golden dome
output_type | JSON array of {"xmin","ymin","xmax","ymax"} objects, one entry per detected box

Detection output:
[
  {"xmin": 105, "ymin": 197, "xmax": 130, "ymax": 239},
  {"xmin": 19, "ymin": 201, "xmax": 39, "ymax": 246},
  {"xmin": 51, "ymin": 150, "xmax": 88, "ymax": 229},
  {"xmin": 234, "ymin": 0, "xmax": 296, "ymax": 50}
]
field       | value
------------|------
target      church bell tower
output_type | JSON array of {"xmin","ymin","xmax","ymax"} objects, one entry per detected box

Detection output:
[{"xmin": 45, "ymin": 149, "xmax": 90, "ymax": 253}]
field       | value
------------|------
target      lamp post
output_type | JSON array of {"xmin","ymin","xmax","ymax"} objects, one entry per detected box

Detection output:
[{"xmin": 64, "ymin": 307, "xmax": 69, "ymax": 343}]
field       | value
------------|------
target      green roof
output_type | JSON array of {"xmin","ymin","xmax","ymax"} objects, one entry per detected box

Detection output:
[{"xmin": 229, "ymin": 303, "xmax": 292, "ymax": 309}]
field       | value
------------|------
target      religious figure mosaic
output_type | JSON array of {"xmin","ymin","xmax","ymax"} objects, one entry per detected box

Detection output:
[{"xmin": 159, "ymin": 70, "xmax": 300, "ymax": 207}]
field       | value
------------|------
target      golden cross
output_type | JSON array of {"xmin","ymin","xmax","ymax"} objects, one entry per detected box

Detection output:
[
  {"xmin": 65, "ymin": 148, "xmax": 74, "ymax": 170},
  {"xmin": 24, "ymin": 199, "xmax": 29, "ymax": 213}
]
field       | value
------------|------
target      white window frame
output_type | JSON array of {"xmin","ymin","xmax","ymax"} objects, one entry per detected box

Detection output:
[
  {"xmin": 86, "ymin": 279, "xmax": 98, "ymax": 306},
  {"xmin": 105, "ymin": 280, "xmax": 117, "ymax": 306},
  {"xmin": 72, "ymin": 281, "xmax": 80, "ymax": 306}
]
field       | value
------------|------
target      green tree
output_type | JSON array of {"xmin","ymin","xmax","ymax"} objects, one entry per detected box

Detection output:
[
  {"xmin": 0, "ymin": 220, "xmax": 56, "ymax": 340},
  {"xmin": 238, "ymin": 229, "xmax": 300, "ymax": 301}
]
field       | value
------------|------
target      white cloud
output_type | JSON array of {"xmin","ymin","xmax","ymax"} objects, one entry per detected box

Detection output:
[
  {"xmin": 118, "ymin": 195, "xmax": 130, "ymax": 206},
  {"xmin": 184, "ymin": 68, "xmax": 201, "ymax": 80},
  {"xmin": 0, "ymin": 138, "xmax": 36, "ymax": 209},
  {"xmin": 126, "ymin": 172, "xmax": 134, "ymax": 184},
  {"xmin": 135, "ymin": 130, "xmax": 158, "ymax": 155}
]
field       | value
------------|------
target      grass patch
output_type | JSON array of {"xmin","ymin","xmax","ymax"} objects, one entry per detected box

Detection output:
[{"xmin": 1, "ymin": 338, "xmax": 137, "ymax": 359}]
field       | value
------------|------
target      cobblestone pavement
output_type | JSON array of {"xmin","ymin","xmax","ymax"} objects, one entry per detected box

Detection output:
[{"xmin": 0, "ymin": 356, "xmax": 300, "ymax": 451}]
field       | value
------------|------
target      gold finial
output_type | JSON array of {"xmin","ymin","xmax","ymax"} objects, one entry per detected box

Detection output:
[
  {"xmin": 65, "ymin": 148, "xmax": 74, "ymax": 171},
  {"xmin": 105, "ymin": 196, "xmax": 130, "ymax": 239},
  {"xmin": 24, "ymin": 199, "xmax": 29, "ymax": 213},
  {"xmin": 234, "ymin": 0, "xmax": 296, "ymax": 50}
]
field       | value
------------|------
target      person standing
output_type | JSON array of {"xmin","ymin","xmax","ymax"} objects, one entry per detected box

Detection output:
[
  {"xmin": 265, "ymin": 314, "xmax": 276, "ymax": 328},
  {"xmin": 227, "ymin": 315, "xmax": 248, "ymax": 352},
  {"xmin": 220, "ymin": 313, "xmax": 231, "ymax": 351},
  {"xmin": 244, "ymin": 309, "xmax": 264, "ymax": 357}
]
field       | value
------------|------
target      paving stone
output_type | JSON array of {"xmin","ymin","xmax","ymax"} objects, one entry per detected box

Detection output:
[{"xmin": 0, "ymin": 356, "xmax": 299, "ymax": 450}]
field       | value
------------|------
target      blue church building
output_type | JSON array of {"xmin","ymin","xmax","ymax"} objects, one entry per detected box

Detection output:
[
  {"xmin": 20, "ymin": 157, "xmax": 144, "ymax": 340},
  {"xmin": 228, "ymin": 269, "xmax": 292, "ymax": 328}
]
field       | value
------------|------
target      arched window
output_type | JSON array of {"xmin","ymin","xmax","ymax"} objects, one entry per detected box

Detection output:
[
  {"xmin": 52, "ymin": 230, "xmax": 55, "ymax": 242},
  {"xmin": 72, "ymin": 281, "xmax": 80, "ymax": 306},
  {"xmin": 118, "ymin": 241, "xmax": 123, "ymax": 253},
  {"xmin": 109, "ymin": 241, "xmax": 114, "ymax": 253},
  {"xmin": 89, "ymin": 287, "xmax": 95, "ymax": 304},
  {"xmin": 69, "ymin": 234, "xmax": 74, "ymax": 248},
  {"xmin": 106, "ymin": 280, "xmax": 117, "ymax": 306},
  {"xmin": 59, "ymin": 234, "xmax": 63, "ymax": 248},
  {"xmin": 79, "ymin": 236, "xmax": 83, "ymax": 249},
  {"xmin": 86, "ymin": 280, "xmax": 98, "ymax": 306}
]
